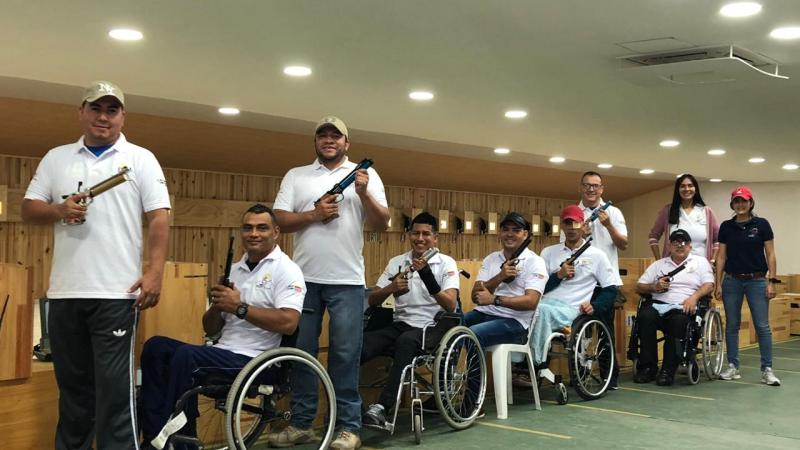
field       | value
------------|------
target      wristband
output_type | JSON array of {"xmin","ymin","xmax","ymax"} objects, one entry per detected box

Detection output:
[{"xmin": 417, "ymin": 265, "xmax": 442, "ymax": 295}]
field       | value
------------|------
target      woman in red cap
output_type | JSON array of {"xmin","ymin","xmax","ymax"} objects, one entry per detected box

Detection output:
[
  {"xmin": 715, "ymin": 186, "xmax": 780, "ymax": 386},
  {"xmin": 648, "ymin": 173, "xmax": 720, "ymax": 262}
]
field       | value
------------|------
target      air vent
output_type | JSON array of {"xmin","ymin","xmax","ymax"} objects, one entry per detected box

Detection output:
[{"xmin": 619, "ymin": 45, "xmax": 788, "ymax": 86}]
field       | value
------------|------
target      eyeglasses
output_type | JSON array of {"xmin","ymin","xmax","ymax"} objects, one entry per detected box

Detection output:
[{"xmin": 581, "ymin": 183, "xmax": 603, "ymax": 191}]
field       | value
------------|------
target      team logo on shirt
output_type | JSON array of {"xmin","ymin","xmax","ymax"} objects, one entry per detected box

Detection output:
[
  {"xmin": 288, "ymin": 282, "xmax": 304, "ymax": 294},
  {"xmin": 256, "ymin": 273, "xmax": 272, "ymax": 288}
]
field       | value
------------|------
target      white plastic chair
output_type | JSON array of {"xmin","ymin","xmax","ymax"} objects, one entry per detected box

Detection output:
[{"xmin": 484, "ymin": 314, "xmax": 541, "ymax": 419}]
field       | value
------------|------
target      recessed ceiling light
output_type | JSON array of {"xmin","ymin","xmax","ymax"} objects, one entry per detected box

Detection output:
[
  {"xmin": 283, "ymin": 66, "xmax": 312, "ymax": 77},
  {"xmin": 549, "ymin": 156, "xmax": 566, "ymax": 163},
  {"xmin": 218, "ymin": 107, "xmax": 240, "ymax": 115},
  {"xmin": 783, "ymin": 163, "xmax": 799, "ymax": 170},
  {"xmin": 597, "ymin": 163, "xmax": 613, "ymax": 169},
  {"xmin": 504, "ymin": 110, "xmax": 527, "ymax": 119},
  {"xmin": 709, "ymin": 178, "xmax": 723, "ymax": 183},
  {"xmin": 708, "ymin": 149, "xmax": 726, "ymax": 156},
  {"xmin": 639, "ymin": 169, "xmax": 655, "ymax": 175},
  {"xmin": 659, "ymin": 139, "xmax": 680, "ymax": 148},
  {"xmin": 409, "ymin": 91, "xmax": 434, "ymax": 101},
  {"xmin": 108, "ymin": 28, "xmax": 143, "ymax": 41},
  {"xmin": 770, "ymin": 26, "xmax": 800, "ymax": 40},
  {"xmin": 720, "ymin": 2, "xmax": 762, "ymax": 18},
  {"xmin": 493, "ymin": 147, "xmax": 510, "ymax": 155},
  {"xmin": 748, "ymin": 157, "xmax": 765, "ymax": 163}
]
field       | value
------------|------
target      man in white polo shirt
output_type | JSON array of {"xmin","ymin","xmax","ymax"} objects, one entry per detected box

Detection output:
[
  {"xmin": 532, "ymin": 205, "xmax": 618, "ymax": 365},
  {"xmin": 22, "ymin": 81, "xmax": 170, "ymax": 450},
  {"xmin": 635, "ymin": 229, "xmax": 714, "ymax": 386},
  {"xmin": 360, "ymin": 212, "xmax": 460, "ymax": 427},
  {"xmin": 271, "ymin": 116, "xmax": 389, "ymax": 450},
  {"xmin": 467, "ymin": 212, "xmax": 548, "ymax": 348},
  {"xmin": 140, "ymin": 204, "xmax": 304, "ymax": 449}
]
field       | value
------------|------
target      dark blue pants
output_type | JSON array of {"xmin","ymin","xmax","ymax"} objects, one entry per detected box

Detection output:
[{"xmin": 140, "ymin": 336, "xmax": 251, "ymax": 447}]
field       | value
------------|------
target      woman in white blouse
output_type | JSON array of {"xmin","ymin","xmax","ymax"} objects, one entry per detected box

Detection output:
[{"xmin": 648, "ymin": 174, "xmax": 720, "ymax": 262}]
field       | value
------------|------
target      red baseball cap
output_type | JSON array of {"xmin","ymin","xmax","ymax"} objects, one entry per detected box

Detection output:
[
  {"xmin": 730, "ymin": 186, "xmax": 753, "ymax": 201},
  {"xmin": 561, "ymin": 205, "xmax": 584, "ymax": 223}
]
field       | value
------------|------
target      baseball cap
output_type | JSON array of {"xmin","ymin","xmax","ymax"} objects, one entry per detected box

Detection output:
[
  {"xmin": 499, "ymin": 212, "xmax": 529, "ymax": 230},
  {"xmin": 669, "ymin": 229, "xmax": 692, "ymax": 244},
  {"xmin": 82, "ymin": 80, "xmax": 125, "ymax": 107},
  {"xmin": 315, "ymin": 116, "xmax": 349, "ymax": 140},
  {"xmin": 730, "ymin": 186, "xmax": 753, "ymax": 201},
  {"xmin": 560, "ymin": 205, "xmax": 584, "ymax": 223}
]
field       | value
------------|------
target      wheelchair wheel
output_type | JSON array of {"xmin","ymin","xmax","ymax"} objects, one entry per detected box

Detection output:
[
  {"xmin": 701, "ymin": 308, "xmax": 725, "ymax": 380},
  {"xmin": 687, "ymin": 360, "xmax": 700, "ymax": 385},
  {"xmin": 413, "ymin": 412, "xmax": 422, "ymax": 445},
  {"xmin": 556, "ymin": 383, "xmax": 568, "ymax": 405},
  {"xmin": 433, "ymin": 326, "xmax": 487, "ymax": 430},
  {"xmin": 225, "ymin": 347, "xmax": 336, "ymax": 450},
  {"xmin": 569, "ymin": 317, "xmax": 614, "ymax": 400}
]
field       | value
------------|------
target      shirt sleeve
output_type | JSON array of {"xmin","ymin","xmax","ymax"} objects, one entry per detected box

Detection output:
[
  {"xmin": 638, "ymin": 260, "xmax": 660, "ymax": 285},
  {"xmin": 24, "ymin": 151, "xmax": 55, "ymax": 202},
  {"xmin": 137, "ymin": 151, "xmax": 171, "ymax": 212},
  {"xmin": 761, "ymin": 218, "xmax": 774, "ymax": 241},
  {"xmin": 273, "ymin": 169, "xmax": 296, "ymax": 212},
  {"xmin": 440, "ymin": 257, "xmax": 461, "ymax": 291},
  {"xmin": 522, "ymin": 256, "xmax": 548, "ymax": 294},
  {"xmin": 375, "ymin": 259, "xmax": 397, "ymax": 289},
  {"xmin": 366, "ymin": 167, "xmax": 388, "ymax": 208},
  {"xmin": 476, "ymin": 254, "xmax": 493, "ymax": 282},
  {"xmin": 272, "ymin": 263, "xmax": 306, "ymax": 313},
  {"xmin": 717, "ymin": 221, "xmax": 730, "ymax": 244},
  {"xmin": 612, "ymin": 206, "xmax": 628, "ymax": 237},
  {"xmin": 697, "ymin": 258, "xmax": 715, "ymax": 284},
  {"xmin": 648, "ymin": 205, "xmax": 668, "ymax": 245}
]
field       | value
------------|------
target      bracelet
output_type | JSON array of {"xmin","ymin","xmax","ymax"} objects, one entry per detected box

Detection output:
[{"xmin": 768, "ymin": 278, "xmax": 781, "ymax": 284}]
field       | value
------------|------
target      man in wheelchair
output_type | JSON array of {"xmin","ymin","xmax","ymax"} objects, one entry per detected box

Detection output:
[
  {"xmin": 139, "ymin": 204, "xmax": 306, "ymax": 448},
  {"xmin": 634, "ymin": 229, "xmax": 714, "ymax": 386},
  {"xmin": 360, "ymin": 212, "xmax": 460, "ymax": 427},
  {"xmin": 533, "ymin": 205, "xmax": 618, "ymax": 367}
]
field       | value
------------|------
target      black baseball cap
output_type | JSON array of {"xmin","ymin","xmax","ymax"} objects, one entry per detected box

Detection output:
[
  {"xmin": 499, "ymin": 212, "xmax": 529, "ymax": 230},
  {"xmin": 669, "ymin": 229, "xmax": 691, "ymax": 243}
]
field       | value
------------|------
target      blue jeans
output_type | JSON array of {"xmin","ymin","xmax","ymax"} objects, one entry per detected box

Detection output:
[
  {"xmin": 463, "ymin": 310, "xmax": 527, "ymax": 348},
  {"xmin": 290, "ymin": 283, "xmax": 364, "ymax": 433},
  {"xmin": 722, "ymin": 276, "xmax": 772, "ymax": 369}
]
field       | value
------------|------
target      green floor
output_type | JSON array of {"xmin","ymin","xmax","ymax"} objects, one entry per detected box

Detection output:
[{"xmin": 356, "ymin": 337, "xmax": 800, "ymax": 450}]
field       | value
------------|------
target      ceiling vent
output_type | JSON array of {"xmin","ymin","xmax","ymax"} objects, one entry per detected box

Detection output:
[{"xmin": 618, "ymin": 45, "xmax": 788, "ymax": 86}]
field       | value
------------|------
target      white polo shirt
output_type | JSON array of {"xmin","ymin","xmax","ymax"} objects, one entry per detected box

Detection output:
[
  {"xmin": 376, "ymin": 251, "xmax": 460, "ymax": 328},
  {"xmin": 540, "ymin": 241, "xmax": 617, "ymax": 308},
  {"xmin": 638, "ymin": 255, "xmax": 714, "ymax": 307},
  {"xmin": 273, "ymin": 157, "xmax": 388, "ymax": 285},
  {"xmin": 475, "ymin": 248, "xmax": 548, "ymax": 328},
  {"xmin": 24, "ymin": 134, "xmax": 171, "ymax": 299},
  {"xmin": 561, "ymin": 199, "xmax": 627, "ymax": 285},
  {"xmin": 215, "ymin": 245, "xmax": 305, "ymax": 358},
  {"xmin": 669, "ymin": 205, "xmax": 708, "ymax": 258}
]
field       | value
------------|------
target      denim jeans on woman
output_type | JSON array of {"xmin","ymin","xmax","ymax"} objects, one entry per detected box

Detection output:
[{"xmin": 722, "ymin": 275, "xmax": 772, "ymax": 369}]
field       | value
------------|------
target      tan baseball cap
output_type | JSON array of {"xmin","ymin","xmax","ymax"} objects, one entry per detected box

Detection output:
[
  {"xmin": 314, "ymin": 115, "xmax": 348, "ymax": 140},
  {"xmin": 82, "ymin": 80, "xmax": 125, "ymax": 107}
]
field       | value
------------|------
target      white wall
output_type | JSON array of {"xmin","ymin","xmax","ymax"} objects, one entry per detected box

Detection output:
[{"xmin": 617, "ymin": 180, "xmax": 800, "ymax": 274}]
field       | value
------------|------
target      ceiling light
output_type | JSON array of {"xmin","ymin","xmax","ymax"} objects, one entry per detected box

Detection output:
[
  {"xmin": 659, "ymin": 139, "xmax": 680, "ymax": 148},
  {"xmin": 493, "ymin": 147, "xmax": 510, "ymax": 155},
  {"xmin": 218, "ymin": 107, "xmax": 240, "ymax": 115},
  {"xmin": 597, "ymin": 163, "xmax": 613, "ymax": 169},
  {"xmin": 108, "ymin": 28, "xmax": 143, "ymax": 41},
  {"xmin": 720, "ymin": 2, "xmax": 762, "ymax": 18},
  {"xmin": 708, "ymin": 149, "xmax": 726, "ymax": 156},
  {"xmin": 549, "ymin": 156, "xmax": 565, "ymax": 163},
  {"xmin": 283, "ymin": 66, "xmax": 312, "ymax": 77},
  {"xmin": 639, "ymin": 169, "xmax": 655, "ymax": 175},
  {"xmin": 409, "ymin": 91, "xmax": 434, "ymax": 101},
  {"xmin": 504, "ymin": 110, "xmax": 527, "ymax": 119},
  {"xmin": 748, "ymin": 157, "xmax": 765, "ymax": 163},
  {"xmin": 783, "ymin": 163, "xmax": 799, "ymax": 170},
  {"xmin": 770, "ymin": 26, "xmax": 800, "ymax": 40},
  {"xmin": 709, "ymin": 178, "xmax": 722, "ymax": 183}
]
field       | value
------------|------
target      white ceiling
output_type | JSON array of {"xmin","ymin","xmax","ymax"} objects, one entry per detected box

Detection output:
[{"xmin": 1, "ymin": 0, "xmax": 798, "ymax": 182}]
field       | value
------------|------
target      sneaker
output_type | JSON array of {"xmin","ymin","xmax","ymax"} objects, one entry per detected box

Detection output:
[
  {"xmin": 718, "ymin": 363, "xmax": 741, "ymax": 381},
  {"xmin": 362, "ymin": 403, "xmax": 387, "ymax": 426},
  {"xmin": 761, "ymin": 368, "xmax": 781, "ymax": 386},
  {"xmin": 267, "ymin": 425, "xmax": 315, "ymax": 448},
  {"xmin": 608, "ymin": 375, "xmax": 619, "ymax": 390},
  {"xmin": 330, "ymin": 430, "xmax": 361, "ymax": 450}
]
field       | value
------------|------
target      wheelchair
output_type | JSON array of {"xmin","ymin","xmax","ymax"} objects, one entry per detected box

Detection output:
[
  {"xmin": 535, "ymin": 313, "xmax": 616, "ymax": 404},
  {"xmin": 158, "ymin": 318, "xmax": 336, "ymax": 450},
  {"xmin": 360, "ymin": 306, "xmax": 487, "ymax": 445},
  {"xmin": 626, "ymin": 296, "xmax": 725, "ymax": 384}
]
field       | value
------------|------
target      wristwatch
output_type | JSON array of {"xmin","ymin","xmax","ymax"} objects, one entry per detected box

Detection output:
[
  {"xmin": 235, "ymin": 301, "xmax": 250, "ymax": 319},
  {"xmin": 493, "ymin": 296, "xmax": 503, "ymax": 306}
]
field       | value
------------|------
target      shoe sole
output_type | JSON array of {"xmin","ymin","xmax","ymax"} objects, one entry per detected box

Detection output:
[{"xmin": 761, "ymin": 380, "xmax": 781, "ymax": 386}]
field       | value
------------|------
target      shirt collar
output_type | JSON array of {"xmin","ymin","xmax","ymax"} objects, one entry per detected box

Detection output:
[
  {"xmin": 578, "ymin": 198, "xmax": 606, "ymax": 212},
  {"xmin": 76, "ymin": 133, "xmax": 129, "ymax": 155},
  {"xmin": 312, "ymin": 156, "xmax": 353, "ymax": 173},
  {"xmin": 236, "ymin": 244, "xmax": 282, "ymax": 272}
]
